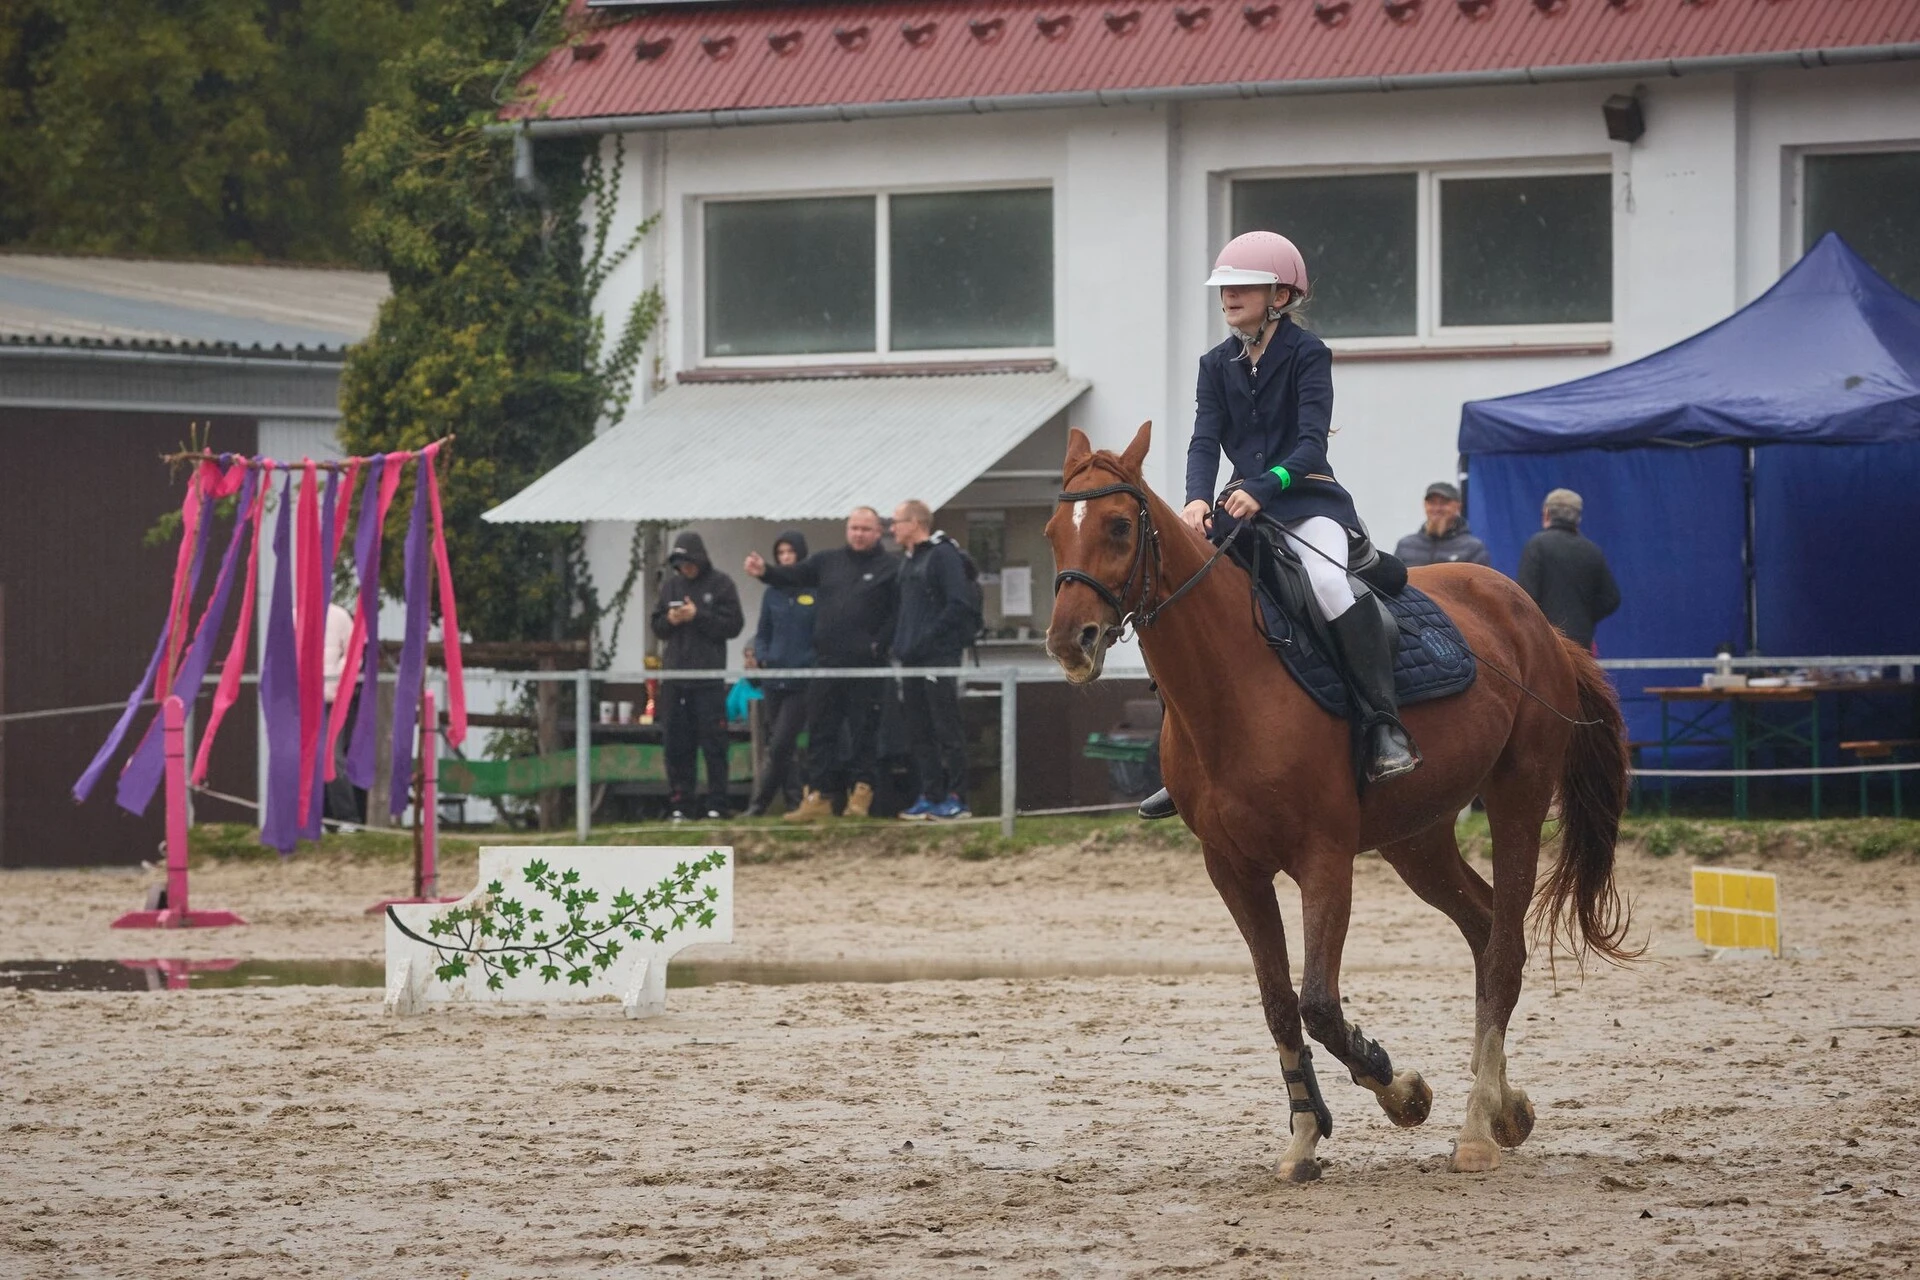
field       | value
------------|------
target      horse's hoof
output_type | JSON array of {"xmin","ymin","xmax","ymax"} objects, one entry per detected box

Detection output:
[
  {"xmin": 1491, "ymin": 1092, "xmax": 1535, "ymax": 1149},
  {"xmin": 1447, "ymin": 1139, "xmax": 1501, "ymax": 1174},
  {"xmin": 1377, "ymin": 1069, "xmax": 1432, "ymax": 1129},
  {"xmin": 1277, "ymin": 1157, "xmax": 1323, "ymax": 1184}
]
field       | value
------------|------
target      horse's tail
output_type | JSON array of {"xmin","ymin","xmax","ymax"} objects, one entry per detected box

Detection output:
[{"xmin": 1530, "ymin": 635, "xmax": 1641, "ymax": 967}]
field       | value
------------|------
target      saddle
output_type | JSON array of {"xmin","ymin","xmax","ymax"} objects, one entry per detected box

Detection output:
[{"xmin": 1228, "ymin": 518, "xmax": 1477, "ymax": 720}]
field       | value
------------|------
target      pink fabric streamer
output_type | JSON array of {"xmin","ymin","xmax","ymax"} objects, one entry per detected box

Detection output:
[
  {"xmin": 193, "ymin": 468, "xmax": 273, "ymax": 785},
  {"xmin": 329, "ymin": 459, "xmax": 362, "ymax": 570},
  {"xmin": 323, "ymin": 451, "xmax": 410, "ymax": 779},
  {"xmin": 421, "ymin": 442, "xmax": 467, "ymax": 747},
  {"xmin": 160, "ymin": 464, "xmax": 213, "ymax": 692},
  {"xmin": 295, "ymin": 462, "xmax": 325, "ymax": 827}
]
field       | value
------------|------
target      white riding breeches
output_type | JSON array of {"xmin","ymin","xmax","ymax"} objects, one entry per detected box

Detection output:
[{"xmin": 1281, "ymin": 516, "xmax": 1357, "ymax": 622}]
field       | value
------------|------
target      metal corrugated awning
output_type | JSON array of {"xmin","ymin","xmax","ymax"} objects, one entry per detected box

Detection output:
[{"xmin": 484, "ymin": 369, "xmax": 1090, "ymax": 524}]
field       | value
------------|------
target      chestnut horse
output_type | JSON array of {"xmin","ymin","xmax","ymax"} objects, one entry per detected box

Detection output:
[{"xmin": 1045, "ymin": 423, "xmax": 1634, "ymax": 1179}]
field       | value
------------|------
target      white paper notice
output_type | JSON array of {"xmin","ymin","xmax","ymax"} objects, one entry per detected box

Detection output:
[{"xmin": 1000, "ymin": 565, "xmax": 1033, "ymax": 617}]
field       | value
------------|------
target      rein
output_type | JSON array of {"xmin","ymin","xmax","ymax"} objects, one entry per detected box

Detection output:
[{"xmin": 1054, "ymin": 479, "xmax": 1242, "ymax": 642}]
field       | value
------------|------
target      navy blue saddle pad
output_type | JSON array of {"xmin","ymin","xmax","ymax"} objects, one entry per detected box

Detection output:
[{"xmin": 1255, "ymin": 585, "xmax": 1477, "ymax": 719}]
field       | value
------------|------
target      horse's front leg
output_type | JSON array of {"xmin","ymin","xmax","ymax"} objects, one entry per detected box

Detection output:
[
  {"xmin": 1294, "ymin": 856, "xmax": 1434, "ymax": 1132},
  {"xmin": 1202, "ymin": 846, "xmax": 1330, "ymax": 1183}
]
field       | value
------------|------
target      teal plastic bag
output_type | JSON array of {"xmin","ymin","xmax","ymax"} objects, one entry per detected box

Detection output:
[{"xmin": 725, "ymin": 679, "xmax": 763, "ymax": 724}]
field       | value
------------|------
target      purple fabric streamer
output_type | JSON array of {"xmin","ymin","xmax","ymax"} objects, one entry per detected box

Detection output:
[
  {"xmin": 115, "ymin": 469, "xmax": 261, "ymax": 816},
  {"xmin": 260, "ymin": 474, "xmax": 303, "ymax": 854},
  {"xmin": 344, "ymin": 454, "xmax": 387, "ymax": 789},
  {"xmin": 299, "ymin": 472, "xmax": 340, "ymax": 842},
  {"xmin": 388, "ymin": 459, "xmax": 431, "ymax": 817},
  {"xmin": 72, "ymin": 483, "xmax": 219, "ymax": 804}
]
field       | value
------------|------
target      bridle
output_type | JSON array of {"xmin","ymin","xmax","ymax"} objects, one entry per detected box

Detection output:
[{"xmin": 1053, "ymin": 474, "xmax": 1243, "ymax": 643}]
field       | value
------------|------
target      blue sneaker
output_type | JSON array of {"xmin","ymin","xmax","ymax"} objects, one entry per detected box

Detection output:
[
  {"xmin": 899, "ymin": 796, "xmax": 935, "ymax": 821},
  {"xmin": 930, "ymin": 795, "xmax": 972, "ymax": 820}
]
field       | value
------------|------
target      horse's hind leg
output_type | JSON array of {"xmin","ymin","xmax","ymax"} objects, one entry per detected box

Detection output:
[
  {"xmin": 1293, "ymin": 854, "xmax": 1434, "ymax": 1131},
  {"xmin": 1203, "ymin": 847, "xmax": 1329, "ymax": 1183},
  {"xmin": 1447, "ymin": 774, "xmax": 1549, "ymax": 1174}
]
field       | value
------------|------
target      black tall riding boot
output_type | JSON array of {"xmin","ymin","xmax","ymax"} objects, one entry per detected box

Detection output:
[
  {"xmin": 1138, "ymin": 787, "xmax": 1177, "ymax": 820},
  {"xmin": 1329, "ymin": 602, "xmax": 1420, "ymax": 783}
]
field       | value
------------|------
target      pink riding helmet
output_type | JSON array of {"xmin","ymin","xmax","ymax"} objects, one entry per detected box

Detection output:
[{"xmin": 1205, "ymin": 231, "xmax": 1309, "ymax": 293}]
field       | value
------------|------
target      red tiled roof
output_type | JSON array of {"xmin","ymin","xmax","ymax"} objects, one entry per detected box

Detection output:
[{"xmin": 509, "ymin": 0, "xmax": 1920, "ymax": 125}]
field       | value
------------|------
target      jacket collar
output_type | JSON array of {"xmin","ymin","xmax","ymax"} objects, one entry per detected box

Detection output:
[{"xmin": 1219, "ymin": 318, "xmax": 1300, "ymax": 397}]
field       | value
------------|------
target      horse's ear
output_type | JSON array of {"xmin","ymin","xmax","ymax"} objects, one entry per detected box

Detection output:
[
  {"xmin": 1063, "ymin": 427, "xmax": 1093, "ymax": 477},
  {"xmin": 1120, "ymin": 421, "xmax": 1152, "ymax": 475}
]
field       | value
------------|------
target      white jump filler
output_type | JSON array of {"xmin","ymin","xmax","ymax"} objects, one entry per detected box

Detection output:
[{"xmin": 384, "ymin": 846, "xmax": 733, "ymax": 1017}]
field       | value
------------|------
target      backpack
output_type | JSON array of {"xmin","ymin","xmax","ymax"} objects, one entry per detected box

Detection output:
[{"xmin": 930, "ymin": 531, "xmax": 986, "ymax": 644}]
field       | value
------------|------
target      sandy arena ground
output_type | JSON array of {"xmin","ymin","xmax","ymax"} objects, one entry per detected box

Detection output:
[{"xmin": 3, "ymin": 827, "xmax": 1917, "ymax": 1278}]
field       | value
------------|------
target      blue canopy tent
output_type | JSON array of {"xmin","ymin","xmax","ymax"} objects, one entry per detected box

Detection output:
[{"xmin": 1459, "ymin": 234, "xmax": 1920, "ymax": 776}]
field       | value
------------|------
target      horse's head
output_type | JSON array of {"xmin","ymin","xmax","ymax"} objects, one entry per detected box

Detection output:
[{"xmin": 1044, "ymin": 421, "xmax": 1155, "ymax": 684}]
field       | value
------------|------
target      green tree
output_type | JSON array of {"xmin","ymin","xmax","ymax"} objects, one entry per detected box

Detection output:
[
  {"xmin": 337, "ymin": 8, "xmax": 658, "ymax": 646},
  {"xmin": 0, "ymin": 0, "xmax": 441, "ymax": 260}
]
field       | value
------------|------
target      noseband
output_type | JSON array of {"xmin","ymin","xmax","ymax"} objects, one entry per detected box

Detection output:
[{"xmin": 1054, "ymin": 478, "xmax": 1242, "ymax": 641}]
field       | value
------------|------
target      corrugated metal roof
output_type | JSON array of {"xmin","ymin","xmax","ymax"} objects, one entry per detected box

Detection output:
[
  {"xmin": 484, "ymin": 369, "xmax": 1090, "ymax": 523},
  {"xmin": 510, "ymin": 0, "xmax": 1920, "ymax": 123},
  {"xmin": 0, "ymin": 255, "xmax": 388, "ymax": 355}
]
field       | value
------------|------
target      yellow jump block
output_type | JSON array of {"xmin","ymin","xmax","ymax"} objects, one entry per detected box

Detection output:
[{"xmin": 1691, "ymin": 867, "xmax": 1781, "ymax": 956}]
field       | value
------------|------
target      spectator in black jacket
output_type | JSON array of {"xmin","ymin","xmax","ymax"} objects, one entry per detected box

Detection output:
[
  {"xmin": 743, "ymin": 530, "xmax": 815, "ymax": 817},
  {"xmin": 891, "ymin": 499, "xmax": 977, "ymax": 821},
  {"xmin": 650, "ymin": 531, "xmax": 744, "ymax": 819},
  {"xmin": 745, "ymin": 507, "xmax": 899, "ymax": 820},
  {"xmin": 1518, "ymin": 488, "xmax": 1621, "ymax": 651},
  {"xmin": 1395, "ymin": 481, "xmax": 1491, "ymax": 568}
]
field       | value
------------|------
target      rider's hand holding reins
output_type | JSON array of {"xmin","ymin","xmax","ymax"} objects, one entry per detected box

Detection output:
[
  {"xmin": 1222, "ymin": 488, "xmax": 1262, "ymax": 521},
  {"xmin": 1181, "ymin": 500, "xmax": 1213, "ymax": 537}
]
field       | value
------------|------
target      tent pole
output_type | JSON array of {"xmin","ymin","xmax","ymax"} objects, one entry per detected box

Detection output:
[{"xmin": 1744, "ymin": 446, "xmax": 1759, "ymax": 654}]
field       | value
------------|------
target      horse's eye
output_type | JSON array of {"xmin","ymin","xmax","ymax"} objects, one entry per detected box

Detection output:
[{"xmin": 1108, "ymin": 516, "xmax": 1132, "ymax": 540}]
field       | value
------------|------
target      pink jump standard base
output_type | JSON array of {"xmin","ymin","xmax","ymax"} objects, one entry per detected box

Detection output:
[{"xmin": 112, "ymin": 696, "xmax": 246, "ymax": 930}]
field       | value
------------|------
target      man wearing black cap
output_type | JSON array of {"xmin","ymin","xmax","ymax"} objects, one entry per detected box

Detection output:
[
  {"xmin": 1395, "ymin": 481, "xmax": 1491, "ymax": 568},
  {"xmin": 650, "ymin": 531, "xmax": 745, "ymax": 819}
]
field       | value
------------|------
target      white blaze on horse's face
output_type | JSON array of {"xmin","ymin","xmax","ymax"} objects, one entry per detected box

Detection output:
[{"xmin": 1072, "ymin": 500, "xmax": 1087, "ymax": 531}]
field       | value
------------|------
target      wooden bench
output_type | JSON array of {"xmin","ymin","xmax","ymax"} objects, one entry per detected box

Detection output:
[{"xmin": 1839, "ymin": 739, "xmax": 1919, "ymax": 817}]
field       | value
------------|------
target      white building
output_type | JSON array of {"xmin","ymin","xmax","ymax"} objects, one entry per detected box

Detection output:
[{"xmin": 485, "ymin": 0, "xmax": 1920, "ymax": 673}]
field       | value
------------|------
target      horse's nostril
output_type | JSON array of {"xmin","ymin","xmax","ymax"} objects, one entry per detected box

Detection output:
[{"xmin": 1078, "ymin": 624, "xmax": 1100, "ymax": 651}]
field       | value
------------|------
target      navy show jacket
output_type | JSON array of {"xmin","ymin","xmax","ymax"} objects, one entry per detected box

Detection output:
[{"xmin": 1184, "ymin": 318, "xmax": 1363, "ymax": 532}]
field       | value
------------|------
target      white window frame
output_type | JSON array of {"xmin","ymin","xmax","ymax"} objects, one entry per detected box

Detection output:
[
  {"xmin": 695, "ymin": 181, "xmax": 1057, "ymax": 368},
  {"xmin": 1226, "ymin": 160, "xmax": 1614, "ymax": 353},
  {"xmin": 1788, "ymin": 140, "xmax": 1920, "ymax": 266}
]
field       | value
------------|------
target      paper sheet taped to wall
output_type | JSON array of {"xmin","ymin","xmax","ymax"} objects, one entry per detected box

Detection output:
[{"xmin": 1000, "ymin": 566, "xmax": 1032, "ymax": 617}]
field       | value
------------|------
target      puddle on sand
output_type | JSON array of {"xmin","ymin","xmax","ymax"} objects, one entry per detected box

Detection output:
[{"xmin": 2, "ymin": 955, "xmax": 1250, "ymax": 994}]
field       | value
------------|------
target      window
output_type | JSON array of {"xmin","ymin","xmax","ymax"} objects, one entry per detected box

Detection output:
[
  {"xmin": 1232, "ymin": 174, "xmax": 1418, "ymax": 338},
  {"xmin": 1804, "ymin": 151, "xmax": 1920, "ymax": 297},
  {"xmin": 1439, "ymin": 174, "xmax": 1611, "ymax": 326},
  {"xmin": 702, "ymin": 188, "xmax": 1053, "ymax": 360},
  {"xmin": 1231, "ymin": 167, "xmax": 1612, "ymax": 340}
]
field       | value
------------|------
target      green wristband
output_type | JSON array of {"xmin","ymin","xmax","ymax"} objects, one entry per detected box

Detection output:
[{"xmin": 1269, "ymin": 466, "xmax": 1292, "ymax": 490}]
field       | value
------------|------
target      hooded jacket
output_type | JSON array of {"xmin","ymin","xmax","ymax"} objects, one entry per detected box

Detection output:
[
  {"xmin": 758, "ymin": 539, "xmax": 899, "ymax": 667},
  {"xmin": 893, "ymin": 532, "xmax": 976, "ymax": 667},
  {"xmin": 650, "ymin": 531, "xmax": 745, "ymax": 673},
  {"xmin": 1394, "ymin": 518, "xmax": 1492, "ymax": 568},
  {"xmin": 751, "ymin": 530, "xmax": 817, "ymax": 691}
]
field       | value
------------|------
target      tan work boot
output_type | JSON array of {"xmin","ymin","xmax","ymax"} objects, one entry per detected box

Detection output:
[
  {"xmin": 843, "ymin": 781, "xmax": 875, "ymax": 818},
  {"xmin": 782, "ymin": 788, "xmax": 833, "ymax": 823}
]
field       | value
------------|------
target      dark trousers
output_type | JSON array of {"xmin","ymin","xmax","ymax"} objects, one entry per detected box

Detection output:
[
  {"xmin": 751, "ymin": 687, "xmax": 809, "ymax": 809},
  {"xmin": 663, "ymin": 681, "xmax": 729, "ymax": 809},
  {"xmin": 806, "ymin": 674, "xmax": 882, "ymax": 795},
  {"xmin": 900, "ymin": 674, "xmax": 967, "ymax": 803}
]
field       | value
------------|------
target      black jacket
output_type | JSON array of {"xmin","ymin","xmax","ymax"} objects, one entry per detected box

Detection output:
[
  {"xmin": 1395, "ymin": 519, "xmax": 1492, "ymax": 568},
  {"xmin": 759, "ymin": 541, "xmax": 899, "ymax": 667},
  {"xmin": 650, "ymin": 532, "xmax": 745, "ymax": 673},
  {"xmin": 893, "ymin": 533, "xmax": 974, "ymax": 667},
  {"xmin": 1518, "ymin": 521, "xmax": 1621, "ymax": 647},
  {"xmin": 751, "ymin": 530, "xmax": 817, "ymax": 690},
  {"xmin": 1185, "ymin": 317, "xmax": 1363, "ymax": 531}
]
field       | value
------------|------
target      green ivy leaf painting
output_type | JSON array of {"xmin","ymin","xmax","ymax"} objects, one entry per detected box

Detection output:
[{"xmin": 425, "ymin": 851, "xmax": 727, "ymax": 988}]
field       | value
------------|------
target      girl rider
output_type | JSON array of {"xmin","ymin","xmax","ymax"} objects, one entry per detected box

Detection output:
[{"xmin": 1138, "ymin": 231, "xmax": 1417, "ymax": 821}]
